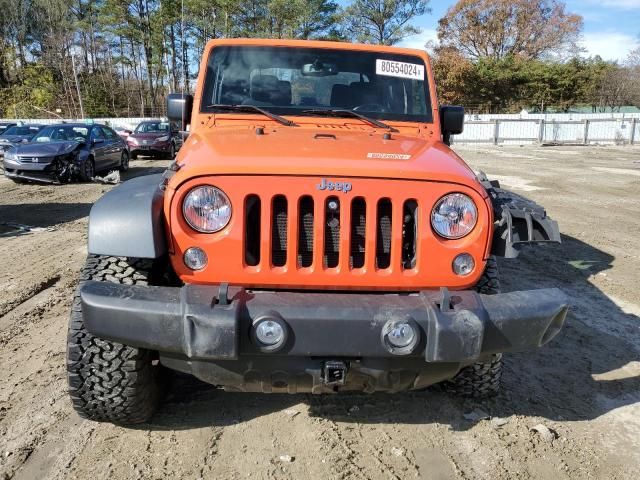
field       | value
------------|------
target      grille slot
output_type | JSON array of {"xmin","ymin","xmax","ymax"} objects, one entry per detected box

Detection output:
[
  {"xmin": 376, "ymin": 198, "xmax": 393, "ymax": 269},
  {"xmin": 324, "ymin": 197, "xmax": 340, "ymax": 268},
  {"xmin": 271, "ymin": 195, "xmax": 288, "ymax": 267},
  {"xmin": 244, "ymin": 195, "xmax": 261, "ymax": 266},
  {"xmin": 350, "ymin": 198, "xmax": 366, "ymax": 268},
  {"xmin": 402, "ymin": 200, "xmax": 418, "ymax": 269},
  {"xmin": 297, "ymin": 196, "xmax": 314, "ymax": 267}
]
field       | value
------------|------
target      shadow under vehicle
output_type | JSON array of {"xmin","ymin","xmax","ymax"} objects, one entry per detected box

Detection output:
[{"xmin": 2, "ymin": 123, "xmax": 130, "ymax": 184}]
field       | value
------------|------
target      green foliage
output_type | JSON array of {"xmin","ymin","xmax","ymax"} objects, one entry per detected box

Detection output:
[
  {"xmin": 0, "ymin": 65, "xmax": 57, "ymax": 117},
  {"xmin": 342, "ymin": 0, "xmax": 431, "ymax": 45},
  {"xmin": 432, "ymin": 53, "xmax": 625, "ymax": 113}
]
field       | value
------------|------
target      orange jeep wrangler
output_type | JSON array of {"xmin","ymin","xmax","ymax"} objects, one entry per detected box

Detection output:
[{"xmin": 67, "ymin": 39, "xmax": 568, "ymax": 424}]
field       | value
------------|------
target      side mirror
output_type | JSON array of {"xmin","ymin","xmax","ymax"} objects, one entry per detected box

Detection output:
[
  {"xmin": 440, "ymin": 105, "xmax": 464, "ymax": 146},
  {"xmin": 167, "ymin": 93, "xmax": 193, "ymax": 131}
]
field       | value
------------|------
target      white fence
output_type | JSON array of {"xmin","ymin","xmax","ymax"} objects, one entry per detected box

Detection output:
[
  {"xmin": 0, "ymin": 117, "xmax": 154, "ymax": 128},
  {"xmin": 453, "ymin": 113, "xmax": 640, "ymax": 145},
  {"xmin": 3, "ymin": 113, "xmax": 640, "ymax": 145}
]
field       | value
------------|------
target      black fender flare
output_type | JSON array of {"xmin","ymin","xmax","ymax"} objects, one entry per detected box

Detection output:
[
  {"xmin": 477, "ymin": 172, "xmax": 561, "ymax": 258},
  {"xmin": 88, "ymin": 173, "xmax": 167, "ymax": 258}
]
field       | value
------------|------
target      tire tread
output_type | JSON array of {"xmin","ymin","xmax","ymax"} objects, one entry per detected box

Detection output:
[{"xmin": 66, "ymin": 254, "xmax": 164, "ymax": 424}]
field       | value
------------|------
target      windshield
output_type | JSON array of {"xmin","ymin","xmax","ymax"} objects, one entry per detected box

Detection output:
[
  {"xmin": 135, "ymin": 122, "xmax": 170, "ymax": 133},
  {"xmin": 3, "ymin": 126, "xmax": 42, "ymax": 136},
  {"xmin": 201, "ymin": 46, "xmax": 432, "ymax": 123},
  {"xmin": 33, "ymin": 126, "xmax": 89, "ymax": 143}
]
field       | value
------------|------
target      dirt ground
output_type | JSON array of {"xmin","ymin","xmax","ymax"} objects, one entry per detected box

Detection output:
[{"xmin": 1, "ymin": 145, "xmax": 639, "ymax": 480}]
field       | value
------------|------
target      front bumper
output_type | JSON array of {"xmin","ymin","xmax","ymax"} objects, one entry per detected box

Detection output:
[
  {"xmin": 81, "ymin": 282, "xmax": 568, "ymax": 360},
  {"xmin": 3, "ymin": 157, "xmax": 59, "ymax": 182}
]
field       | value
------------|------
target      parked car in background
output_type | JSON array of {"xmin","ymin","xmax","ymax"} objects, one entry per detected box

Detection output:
[
  {"xmin": 2, "ymin": 123, "xmax": 129, "ymax": 184},
  {"xmin": 0, "ymin": 122, "xmax": 17, "ymax": 136},
  {"xmin": 114, "ymin": 125, "xmax": 133, "ymax": 139},
  {"xmin": 126, "ymin": 120, "xmax": 182, "ymax": 159},
  {"xmin": 0, "ymin": 124, "xmax": 46, "ymax": 156}
]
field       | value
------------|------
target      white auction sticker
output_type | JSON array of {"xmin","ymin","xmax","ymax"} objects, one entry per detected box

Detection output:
[{"xmin": 376, "ymin": 59, "xmax": 424, "ymax": 80}]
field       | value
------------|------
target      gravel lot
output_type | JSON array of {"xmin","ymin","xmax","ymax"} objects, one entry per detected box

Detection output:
[{"xmin": 1, "ymin": 145, "xmax": 639, "ymax": 479}]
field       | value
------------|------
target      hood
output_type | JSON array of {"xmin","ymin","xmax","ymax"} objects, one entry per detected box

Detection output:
[
  {"xmin": 171, "ymin": 126, "xmax": 482, "ymax": 192},
  {"xmin": 13, "ymin": 140, "xmax": 79, "ymax": 157},
  {"xmin": 0, "ymin": 135, "xmax": 31, "ymax": 144}
]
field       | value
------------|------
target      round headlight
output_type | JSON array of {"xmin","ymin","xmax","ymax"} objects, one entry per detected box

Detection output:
[
  {"xmin": 183, "ymin": 185, "xmax": 232, "ymax": 233},
  {"xmin": 431, "ymin": 193, "xmax": 477, "ymax": 239}
]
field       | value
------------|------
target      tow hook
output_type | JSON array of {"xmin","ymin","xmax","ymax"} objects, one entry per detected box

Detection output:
[{"xmin": 323, "ymin": 360, "xmax": 348, "ymax": 386}]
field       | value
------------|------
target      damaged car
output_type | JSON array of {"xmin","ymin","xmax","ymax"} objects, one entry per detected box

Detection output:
[
  {"xmin": 0, "ymin": 124, "xmax": 46, "ymax": 157},
  {"xmin": 2, "ymin": 123, "xmax": 129, "ymax": 184}
]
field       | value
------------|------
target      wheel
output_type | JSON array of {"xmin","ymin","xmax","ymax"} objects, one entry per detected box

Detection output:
[
  {"xmin": 165, "ymin": 143, "xmax": 175, "ymax": 160},
  {"xmin": 441, "ymin": 256, "xmax": 502, "ymax": 398},
  {"xmin": 131, "ymin": 153, "xmax": 138, "ymax": 160},
  {"xmin": 474, "ymin": 255, "xmax": 500, "ymax": 295},
  {"xmin": 119, "ymin": 150, "xmax": 130, "ymax": 172},
  {"xmin": 442, "ymin": 354, "xmax": 503, "ymax": 398},
  {"xmin": 67, "ymin": 255, "xmax": 167, "ymax": 424},
  {"xmin": 80, "ymin": 157, "xmax": 95, "ymax": 181}
]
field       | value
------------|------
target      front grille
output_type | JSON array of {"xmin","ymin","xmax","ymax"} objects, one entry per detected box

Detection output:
[
  {"xmin": 298, "ymin": 196, "xmax": 314, "ymax": 268},
  {"xmin": 324, "ymin": 197, "xmax": 340, "ymax": 268},
  {"xmin": 18, "ymin": 156, "xmax": 53, "ymax": 163},
  {"xmin": 243, "ymin": 193, "xmax": 419, "ymax": 272},
  {"xmin": 350, "ymin": 198, "xmax": 366, "ymax": 268},
  {"xmin": 271, "ymin": 196, "xmax": 288, "ymax": 267}
]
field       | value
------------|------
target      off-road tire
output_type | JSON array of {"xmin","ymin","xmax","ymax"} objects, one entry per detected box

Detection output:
[
  {"xmin": 442, "ymin": 256, "xmax": 503, "ymax": 398},
  {"xmin": 474, "ymin": 255, "xmax": 500, "ymax": 295},
  {"xmin": 67, "ymin": 255, "xmax": 166, "ymax": 424},
  {"xmin": 443, "ymin": 354, "xmax": 503, "ymax": 398}
]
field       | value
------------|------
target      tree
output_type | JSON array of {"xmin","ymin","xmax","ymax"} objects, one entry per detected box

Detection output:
[
  {"xmin": 625, "ymin": 46, "xmax": 640, "ymax": 107},
  {"xmin": 437, "ymin": 0, "xmax": 582, "ymax": 60},
  {"xmin": 342, "ymin": 0, "xmax": 430, "ymax": 45},
  {"xmin": 431, "ymin": 47, "xmax": 475, "ymax": 105}
]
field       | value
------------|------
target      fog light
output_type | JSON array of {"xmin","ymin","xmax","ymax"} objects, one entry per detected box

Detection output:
[
  {"xmin": 452, "ymin": 253, "xmax": 475, "ymax": 276},
  {"xmin": 255, "ymin": 320, "xmax": 284, "ymax": 346},
  {"xmin": 387, "ymin": 322, "xmax": 416, "ymax": 348},
  {"xmin": 184, "ymin": 247, "xmax": 207, "ymax": 270},
  {"xmin": 251, "ymin": 314, "xmax": 288, "ymax": 352},
  {"xmin": 382, "ymin": 318, "xmax": 420, "ymax": 354}
]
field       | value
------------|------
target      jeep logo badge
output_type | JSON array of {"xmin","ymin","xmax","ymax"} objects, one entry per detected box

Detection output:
[{"xmin": 317, "ymin": 178, "xmax": 352, "ymax": 193}]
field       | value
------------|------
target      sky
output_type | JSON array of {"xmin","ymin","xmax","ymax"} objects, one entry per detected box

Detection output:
[{"xmin": 398, "ymin": 0, "xmax": 640, "ymax": 62}]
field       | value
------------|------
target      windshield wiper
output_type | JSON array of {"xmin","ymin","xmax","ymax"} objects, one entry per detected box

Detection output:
[
  {"xmin": 301, "ymin": 109, "xmax": 393, "ymax": 130},
  {"xmin": 205, "ymin": 104, "xmax": 296, "ymax": 127}
]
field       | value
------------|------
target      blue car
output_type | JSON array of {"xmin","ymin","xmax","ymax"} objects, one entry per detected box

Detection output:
[
  {"xmin": 2, "ymin": 123, "xmax": 130, "ymax": 184},
  {"xmin": 0, "ymin": 124, "xmax": 46, "ymax": 157}
]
